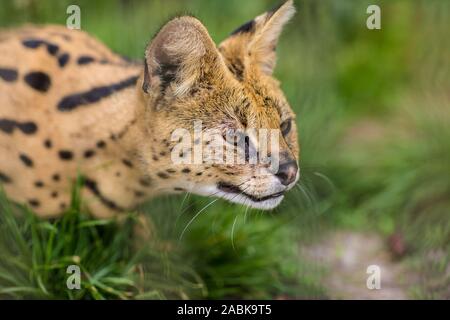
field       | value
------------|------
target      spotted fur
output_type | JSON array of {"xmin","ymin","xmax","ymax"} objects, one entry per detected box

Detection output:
[{"xmin": 0, "ymin": 1, "xmax": 299, "ymax": 218}]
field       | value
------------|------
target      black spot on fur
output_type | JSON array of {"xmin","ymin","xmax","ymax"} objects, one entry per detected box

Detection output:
[
  {"xmin": 166, "ymin": 169, "xmax": 176, "ymax": 173},
  {"xmin": 182, "ymin": 168, "xmax": 191, "ymax": 174},
  {"xmin": 263, "ymin": 96, "xmax": 272, "ymax": 107},
  {"xmin": 58, "ymin": 150, "xmax": 73, "ymax": 160},
  {"xmin": 139, "ymin": 177, "xmax": 152, "ymax": 187},
  {"xmin": 0, "ymin": 172, "xmax": 12, "ymax": 183},
  {"xmin": 77, "ymin": 55, "xmax": 95, "ymax": 65},
  {"xmin": 152, "ymin": 155, "xmax": 159, "ymax": 161},
  {"xmin": 0, "ymin": 119, "xmax": 37, "ymax": 135},
  {"xmin": 21, "ymin": 122, "xmax": 38, "ymax": 134},
  {"xmin": 19, "ymin": 153, "xmax": 33, "ymax": 167},
  {"xmin": 24, "ymin": 71, "xmax": 51, "ymax": 92},
  {"xmin": 96, "ymin": 140, "xmax": 106, "ymax": 148},
  {"xmin": 190, "ymin": 88, "xmax": 199, "ymax": 96},
  {"xmin": 174, "ymin": 187, "xmax": 185, "ymax": 192},
  {"xmin": 58, "ymin": 53, "xmax": 70, "ymax": 67},
  {"xmin": 46, "ymin": 43, "xmax": 59, "ymax": 56},
  {"xmin": 230, "ymin": 19, "xmax": 255, "ymax": 35},
  {"xmin": 196, "ymin": 172, "xmax": 203, "ymax": 176},
  {"xmin": 51, "ymin": 191, "xmax": 58, "ymax": 198},
  {"xmin": 60, "ymin": 203, "xmax": 66, "ymax": 210},
  {"xmin": 34, "ymin": 181, "xmax": 44, "ymax": 188},
  {"xmin": 57, "ymin": 75, "xmax": 139, "ymax": 112},
  {"xmin": 22, "ymin": 39, "xmax": 42, "ymax": 49},
  {"xmin": 122, "ymin": 159, "xmax": 133, "ymax": 168},
  {"xmin": 52, "ymin": 174, "xmax": 60, "ymax": 181},
  {"xmin": 115, "ymin": 118, "xmax": 136, "ymax": 140},
  {"xmin": 22, "ymin": 38, "xmax": 60, "ymax": 57},
  {"xmin": 84, "ymin": 177, "xmax": 124, "ymax": 211},
  {"xmin": 0, "ymin": 68, "xmax": 18, "ymax": 82},
  {"xmin": 134, "ymin": 190, "xmax": 145, "ymax": 197},
  {"xmin": 44, "ymin": 139, "xmax": 52, "ymax": 149},
  {"xmin": 28, "ymin": 199, "xmax": 40, "ymax": 208},
  {"xmin": 157, "ymin": 172, "xmax": 169, "ymax": 179},
  {"xmin": 84, "ymin": 150, "xmax": 95, "ymax": 158}
]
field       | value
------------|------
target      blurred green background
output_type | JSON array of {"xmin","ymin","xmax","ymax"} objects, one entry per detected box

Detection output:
[{"xmin": 0, "ymin": 0, "xmax": 449, "ymax": 299}]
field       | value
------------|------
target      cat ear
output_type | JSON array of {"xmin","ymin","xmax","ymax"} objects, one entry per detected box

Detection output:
[
  {"xmin": 143, "ymin": 16, "xmax": 224, "ymax": 97},
  {"xmin": 219, "ymin": 0, "xmax": 295, "ymax": 77}
]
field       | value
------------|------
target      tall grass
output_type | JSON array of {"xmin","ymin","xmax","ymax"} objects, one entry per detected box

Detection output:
[
  {"xmin": 0, "ymin": 178, "xmax": 204, "ymax": 299},
  {"xmin": 0, "ymin": 185, "xmax": 326, "ymax": 299}
]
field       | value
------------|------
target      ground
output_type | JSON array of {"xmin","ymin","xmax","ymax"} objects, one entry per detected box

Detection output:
[{"xmin": 303, "ymin": 231, "xmax": 414, "ymax": 299}]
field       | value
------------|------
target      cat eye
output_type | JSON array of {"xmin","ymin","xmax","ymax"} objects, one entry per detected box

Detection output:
[
  {"xmin": 222, "ymin": 130, "xmax": 252, "ymax": 162},
  {"xmin": 223, "ymin": 130, "xmax": 248, "ymax": 147},
  {"xmin": 280, "ymin": 119, "xmax": 292, "ymax": 136}
]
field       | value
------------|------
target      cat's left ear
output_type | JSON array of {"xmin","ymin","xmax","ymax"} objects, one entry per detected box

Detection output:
[
  {"xmin": 219, "ymin": 0, "xmax": 295, "ymax": 77},
  {"xmin": 142, "ymin": 16, "xmax": 226, "ymax": 98}
]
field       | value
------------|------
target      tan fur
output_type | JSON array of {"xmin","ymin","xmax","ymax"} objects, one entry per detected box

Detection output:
[{"xmin": 0, "ymin": 1, "xmax": 299, "ymax": 218}]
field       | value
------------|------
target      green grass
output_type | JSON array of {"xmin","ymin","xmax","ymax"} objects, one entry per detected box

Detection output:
[
  {"xmin": 183, "ymin": 203, "xmax": 326, "ymax": 299},
  {"xmin": 0, "ymin": 178, "xmax": 204, "ymax": 299},
  {"xmin": 0, "ymin": 179, "xmax": 322, "ymax": 299},
  {"xmin": 0, "ymin": 0, "xmax": 449, "ymax": 299}
]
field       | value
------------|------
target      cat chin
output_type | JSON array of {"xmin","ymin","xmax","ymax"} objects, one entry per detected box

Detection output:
[{"xmin": 192, "ymin": 185, "xmax": 284, "ymax": 210}]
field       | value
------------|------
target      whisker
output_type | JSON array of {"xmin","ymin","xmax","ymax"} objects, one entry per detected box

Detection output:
[
  {"xmin": 243, "ymin": 202, "xmax": 250, "ymax": 224},
  {"xmin": 210, "ymin": 184, "xmax": 249, "ymax": 234},
  {"xmin": 175, "ymin": 191, "xmax": 192, "ymax": 227},
  {"xmin": 177, "ymin": 181, "xmax": 252, "ymax": 240},
  {"xmin": 179, "ymin": 191, "xmax": 191, "ymax": 211},
  {"xmin": 178, "ymin": 197, "xmax": 219, "ymax": 241},
  {"xmin": 226, "ymin": 185, "xmax": 252, "ymax": 249},
  {"xmin": 296, "ymin": 183, "xmax": 313, "ymax": 208},
  {"xmin": 313, "ymin": 171, "xmax": 336, "ymax": 191},
  {"xmin": 231, "ymin": 215, "xmax": 239, "ymax": 252}
]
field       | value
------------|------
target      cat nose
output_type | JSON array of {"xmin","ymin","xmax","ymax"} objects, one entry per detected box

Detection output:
[{"xmin": 275, "ymin": 161, "xmax": 298, "ymax": 186}]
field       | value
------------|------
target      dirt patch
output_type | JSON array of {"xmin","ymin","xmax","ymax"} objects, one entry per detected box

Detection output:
[{"xmin": 302, "ymin": 231, "xmax": 413, "ymax": 299}]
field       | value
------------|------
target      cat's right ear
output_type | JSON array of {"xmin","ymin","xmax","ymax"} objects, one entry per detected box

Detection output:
[
  {"xmin": 143, "ymin": 16, "xmax": 225, "ymax": 98},
  {"xmin": 219, "ymin": 0, "xmax": 295, "ymax": 77}
]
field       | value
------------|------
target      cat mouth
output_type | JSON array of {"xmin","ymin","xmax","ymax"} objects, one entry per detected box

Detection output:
[{"xmin": 217, "ymin": 182, "xmax": 285, "ymax": 202}]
